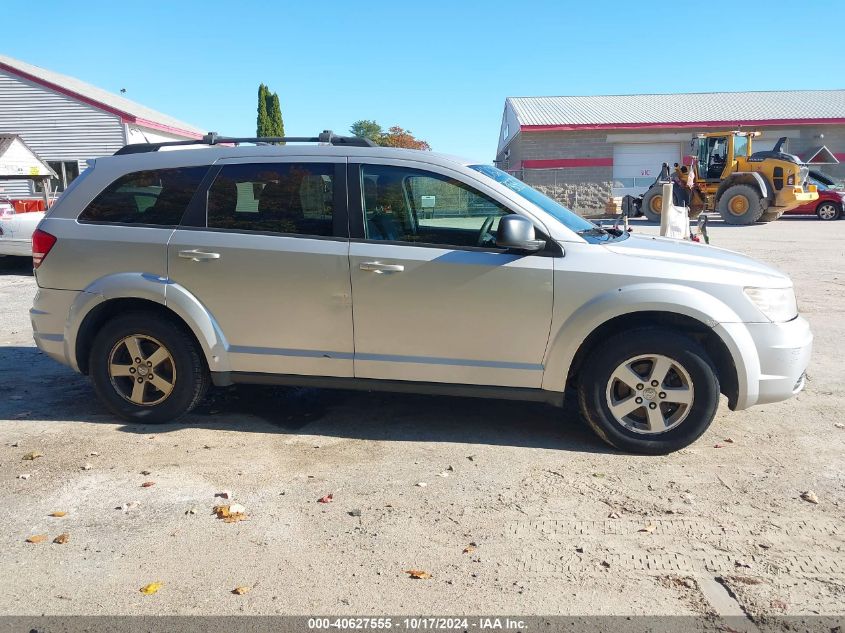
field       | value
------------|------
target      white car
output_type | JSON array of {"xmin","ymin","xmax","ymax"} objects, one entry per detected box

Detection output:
[{"xmin": 0, "ymin": 202, "xmax": 44, "ymax": 256}]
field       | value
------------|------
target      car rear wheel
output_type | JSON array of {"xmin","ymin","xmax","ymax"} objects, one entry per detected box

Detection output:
[
  {"xmin": 816, "ymin": 202, "xmax": 841, "ymax": 221},
  {"xmin": 89, "ymin": 312, "xmax": 209, "ymax": 424},
  {"xmin": 577, "ymin": 329, "xmax": 720, "ymax": 454}
]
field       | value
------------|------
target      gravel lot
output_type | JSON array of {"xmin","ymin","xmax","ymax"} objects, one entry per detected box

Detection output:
[{"xmin": 1, "ymin": 216, "xmax": 843, "ymax": 620}]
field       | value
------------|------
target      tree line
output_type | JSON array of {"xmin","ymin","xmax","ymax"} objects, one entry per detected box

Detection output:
[{"xmin": 257, "ymin": 85, "xmax": 429, "ymax": 150}]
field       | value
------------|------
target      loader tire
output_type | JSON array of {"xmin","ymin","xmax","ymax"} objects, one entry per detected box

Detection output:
[
  {"xmin": 641, "ymin": 188, "xmax": 664, "ymax": 223},
  {"xmin": 717, "ymin": 184, "xmax": 765, "ymax": 225}
]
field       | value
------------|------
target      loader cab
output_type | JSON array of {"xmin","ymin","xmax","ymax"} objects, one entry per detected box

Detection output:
[
  {"xmin": 695, "ymin": 135, "xmax": 730, "ymax": 181},
  {"xmin": 694, "ymin": 133, "xmax": 754, "ymax": 182}
]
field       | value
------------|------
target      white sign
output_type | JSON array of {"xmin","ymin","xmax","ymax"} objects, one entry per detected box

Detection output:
[{"xmin": 420, "ymin": 195, "xmax": 435, "ymax": 208}]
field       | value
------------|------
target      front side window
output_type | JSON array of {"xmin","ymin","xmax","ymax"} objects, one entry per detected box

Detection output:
[
  {"xmin": 207, "ymin": 162, "xmax": 334, "ymax": 236},
  {"xmin": 361, "ymin": 164, "xmax": 510, "ymax": 248},
  {"xmin": 79, "ymin": 166, "xmax": 207, "ymax": 225},
  {"xmin": 733, "ymin": 135, "xmax": 748, "ymax": 159}
]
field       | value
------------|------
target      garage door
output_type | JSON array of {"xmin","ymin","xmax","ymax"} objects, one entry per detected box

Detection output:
[{"xmin": 613, "ymin": 143, "xmax": 682, "ymax": 197}]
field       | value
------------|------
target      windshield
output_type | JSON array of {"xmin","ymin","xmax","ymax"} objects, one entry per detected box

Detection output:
[{"xmin": 469, "ymin": 164, "xmax": 624, "ymax": 243}]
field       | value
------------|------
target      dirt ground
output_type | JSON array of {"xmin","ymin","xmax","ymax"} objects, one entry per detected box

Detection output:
[{"xmin": 1, "ymin": 216, "xmax": 843, "ymax": 621}]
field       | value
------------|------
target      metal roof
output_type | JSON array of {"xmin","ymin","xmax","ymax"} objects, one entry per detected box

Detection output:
[
  {"xmin": 0, "ymin": 54, "xmax": 204, "ymax": 138},
  {"xmin": 507, "ymin": 90, "xmax": 845, "ymax": 128}
]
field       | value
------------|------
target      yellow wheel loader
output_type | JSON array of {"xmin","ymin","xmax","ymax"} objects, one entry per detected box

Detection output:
[{"xmin": 638, "ymin": 131, "xmax": 818, "ymax": 225}]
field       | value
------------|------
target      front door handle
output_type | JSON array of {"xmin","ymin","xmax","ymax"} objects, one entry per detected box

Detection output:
[
  {"xmin": 360, "ymin": 261, "xmax": 404, "ymax": 273},
  {"xmin": 178, "ymin": 249, "xmax": 221, "ymax": 262}
]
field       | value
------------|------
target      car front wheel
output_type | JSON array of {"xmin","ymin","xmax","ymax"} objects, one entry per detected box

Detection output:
[
  {"xmin": 577, "ymin": 329, "xmax": 720, "ymax": 454},
  {"xmin": 89, "ymin": 312, "xmax": 209, "ymax": 424}
]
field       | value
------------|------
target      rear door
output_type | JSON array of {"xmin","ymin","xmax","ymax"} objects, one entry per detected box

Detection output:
[{"xmin": 167, "ymin": 157, "xmax": 354, "ymax": 377}]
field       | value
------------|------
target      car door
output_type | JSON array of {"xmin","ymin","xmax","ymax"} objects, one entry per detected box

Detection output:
[
  {"xmin": 167, "ymin": 156, "xmax": 354, "ymax": 377},
  {"xmin": 348, "ymin": 159, "xmax": 554, "ymax": 389}
]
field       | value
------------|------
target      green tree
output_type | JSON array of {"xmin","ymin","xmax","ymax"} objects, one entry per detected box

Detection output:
[
  {"xmin": 257, "ymin": 84, "xmax": 285, "ymax": 141},
  {"xmin": 350, "ymin": 120, "xmax": 383, "ymax": 143},
  {"xmin": 256, "ymin": 84, "xmax": 271, "ymax": 137}
]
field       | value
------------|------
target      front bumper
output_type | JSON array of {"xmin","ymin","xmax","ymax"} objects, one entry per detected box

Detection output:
[{"xmin": 719, "ymin": 316, "xmax": 813, "ymax": 410}]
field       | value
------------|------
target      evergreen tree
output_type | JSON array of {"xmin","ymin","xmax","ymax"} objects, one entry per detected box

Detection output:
[
  {"xmin": 267, "ymin": 92, "xmax": 285, "ymax": 141},
  {"xmin": 256, "ymin": 84, "xmax": 271, "ymax": 137}
]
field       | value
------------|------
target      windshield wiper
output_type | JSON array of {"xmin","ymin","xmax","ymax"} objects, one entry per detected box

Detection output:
[{"xmin": 576, "ymin": 227, "xmax": 608, "ymax": 236}]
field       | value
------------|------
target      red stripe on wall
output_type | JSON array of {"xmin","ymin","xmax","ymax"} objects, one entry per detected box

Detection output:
[
  {"xmin": 522, "ymin": 157, "xmax": 613, "ymax": 169},
  {"xmin": 521, "ymin": 118, "xmax": 845, "ymax": 132}
]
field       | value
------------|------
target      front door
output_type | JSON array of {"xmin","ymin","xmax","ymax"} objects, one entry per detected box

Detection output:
[
  {"xmin": 348, "ymin": 161, "xmax": 554, "ymax": 389},
  {"xmin": 167, "ymin": 157, "xmax": 354, "ymax": 377}
]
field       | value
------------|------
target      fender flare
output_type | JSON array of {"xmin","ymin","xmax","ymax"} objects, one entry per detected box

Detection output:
[
  {"xmin": 716, "ymin": 172, "xmax": 773, "ymax": 204},
  {"xmin": 541, "ymin": 283, "xmax": 760, "ymax": 408},
  {"xmin": 66, "ymin": 272, "xmax": 231, "ymax": 375}
]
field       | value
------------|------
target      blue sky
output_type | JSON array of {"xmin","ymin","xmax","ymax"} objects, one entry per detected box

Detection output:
[{"xmin": 3, "ymin": 0, "xmax": 841, "ymax": 159}]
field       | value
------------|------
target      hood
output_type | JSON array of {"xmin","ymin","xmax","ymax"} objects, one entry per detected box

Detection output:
[{"xmin": 604, "ymin": 233, "xmax": 791, "ymax": 287}]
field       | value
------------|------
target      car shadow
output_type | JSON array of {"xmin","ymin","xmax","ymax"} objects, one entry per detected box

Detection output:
[
  {"xmin": 0, "ymin": 256, "xmax": 33, "ymax": 276},
  {"xmin": 0, "ymin": 345, "xmax": 614, "ymax": 454}
]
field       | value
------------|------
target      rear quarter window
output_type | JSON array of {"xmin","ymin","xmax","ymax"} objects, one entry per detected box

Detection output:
[{"xmin": 79, "ymin": 166, "xmax": 208, "ymax": 226}]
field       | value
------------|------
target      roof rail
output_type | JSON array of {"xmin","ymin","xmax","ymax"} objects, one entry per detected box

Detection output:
[{"xmin": 113, "ymin": 130, "xmax": 377, "ymax": 155}]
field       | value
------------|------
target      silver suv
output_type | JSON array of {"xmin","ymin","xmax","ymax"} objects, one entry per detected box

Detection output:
[{"xmin": 30, "ymin": 132, "xmax": 812, "ymax": 454}]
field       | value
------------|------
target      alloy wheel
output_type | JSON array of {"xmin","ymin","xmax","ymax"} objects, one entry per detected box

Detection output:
[
  {"xmin": 108, "ymin": 334, "xmax": 176, "ymax": 406},
  {"xmin": 605, "ymin": 354, "xmax": 694, "ymax": 434}
]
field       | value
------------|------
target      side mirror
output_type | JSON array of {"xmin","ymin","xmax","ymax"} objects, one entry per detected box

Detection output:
[{"xmin": 496, "ymin": 215, "xmax": 546, "ymax": 252}]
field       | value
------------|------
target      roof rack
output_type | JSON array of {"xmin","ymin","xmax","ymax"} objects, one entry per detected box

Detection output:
[{"xmin": 113, "ymin": 130, "xmax": 376, "ymax": 155}]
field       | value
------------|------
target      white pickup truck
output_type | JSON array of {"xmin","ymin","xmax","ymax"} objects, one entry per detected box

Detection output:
[{"xmin": 0, "ymin": 201, "xmax": 43, "ymax": 257}]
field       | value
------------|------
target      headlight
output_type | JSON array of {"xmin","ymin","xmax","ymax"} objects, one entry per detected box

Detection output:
[{"xmin": 744, "ymin": 287, "xmax": 798, "ymax": 322}]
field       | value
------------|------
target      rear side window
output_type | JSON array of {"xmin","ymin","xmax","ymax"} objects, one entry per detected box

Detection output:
[
  {"xmin": 79, "ymin": 167, "xmax": 207, "ymax": 225},
  {"xmin": 207, "ymin": 162, "xmax": 334, "ymax": 236}
]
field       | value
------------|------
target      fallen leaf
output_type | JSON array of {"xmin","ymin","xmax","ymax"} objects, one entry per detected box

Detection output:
[
  {"xmin": 800, "ymin": 490, "xmax": 819, "ymax": 504},
  {"xmin": 317, "ymin": 494, "xmax": 334, "ymax": 503},
  {"xmin": 49, "ymin": 511, "xmax": 67, "ymax": 517},
  {"xmin": 466, "ymin": 455, "xmax": 475, "ymax": 462},
  {"xmin": 723, "ymin": 437, "xmax": 735, "ymax": 443},
  {"xmin": 53, "ymin": 533, "xmax": 70, "ymax": 544},
  {"xmin": 463, "ymin": 545, "xmax": 476, "ymax": 554},
  {"xmin": 638, "ymin": 523, "xmax": 657, "ymax": 534},
  {"xmin": 22, "ymin": 451, "xmax": 43, "ymax": 461},
  {"xmin": 215, "ymin": 491, "xmax": 232, "ymax": 500},
  {"xmin": 592, "ymin": 472, "xmax": 606, "ymax": 478},
  {"xmin": 140, "ymin": 470, "xmax": 152, "ymax": 476},
  {"xmin": 141, "ymin": 481, "xmax": 155, "ymax": 488},
  {"xmin": 213, "ymin": 504, "xmax": 248, "ymax": 523},
  {"xmin": 25, "ymin": 534, "xmax": 48, "ymax": 544},
  {"xmin": 404, "ymin": 569, "xmax": 432, "ymax": 579},
  {"xmin": 232, "ymin": 586, "xmax": 250, "ymax": 595},
  {"xmin": 140, "ymin": 582, "xmax": 163, "ymax": 595}
]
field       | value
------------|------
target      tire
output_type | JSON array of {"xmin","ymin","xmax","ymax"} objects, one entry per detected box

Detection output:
[
  {"xmin": 641, "ymin": 188, "xmax": 663, "ymax": 222},
  {"xmin": 577, "ymin": 329, "xmax": 720, "ymax": 454},
  {"xmin": 816, "ymin": 201, "xmax": 841, "ymax": 221},
  {"xmin": 717, "ymin": 184, "xmax": 764, "ymax": 225},
  {"xmin": 89, "ymin": 312, "xmax": 210, "ymax": 424}
]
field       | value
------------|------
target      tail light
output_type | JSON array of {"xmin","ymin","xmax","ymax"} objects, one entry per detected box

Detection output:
[{"xmin": 32, "ymin": 228, "xmax": 57, "ymax": 268}]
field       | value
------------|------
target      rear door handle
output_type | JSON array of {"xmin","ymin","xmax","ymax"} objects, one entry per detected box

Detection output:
[
  {"xmin": 360, "ymin": 261, "xmax": 404, "ymax": 273},
  {"xmin": 178, "ymin": 249, "xmax": 221, "ymax": 261}
]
